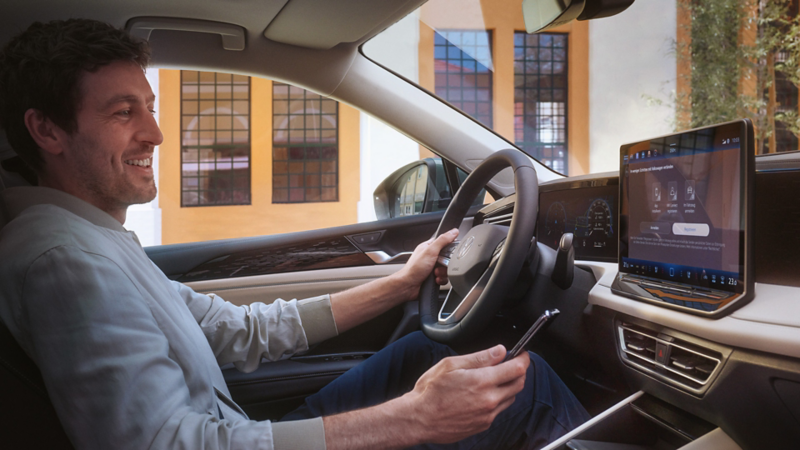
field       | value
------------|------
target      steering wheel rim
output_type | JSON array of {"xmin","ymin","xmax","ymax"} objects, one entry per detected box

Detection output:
[{"xmin": 420, "ymin": 149, "xmax": 539, "ymax": 344}]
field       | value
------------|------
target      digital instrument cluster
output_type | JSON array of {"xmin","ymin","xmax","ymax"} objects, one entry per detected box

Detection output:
[{"xmin": 537, "ymin": 183, "xmax": 618, "ymax": 262}]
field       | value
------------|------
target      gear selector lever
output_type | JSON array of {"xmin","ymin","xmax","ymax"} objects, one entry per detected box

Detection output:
[{"xmin": 551, "ymin": 233, "xmax": 575, "ymax": 290}]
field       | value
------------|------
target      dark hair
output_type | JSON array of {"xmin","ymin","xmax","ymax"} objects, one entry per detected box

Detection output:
[{"xmin": 0, "ymin": 19, "xmax": 150, "ymax": 172}]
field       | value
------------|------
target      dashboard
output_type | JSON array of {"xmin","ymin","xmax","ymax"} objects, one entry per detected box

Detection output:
[{"xmin": 532, "ymin": 164, "xmax": 799, "ymax": 290}]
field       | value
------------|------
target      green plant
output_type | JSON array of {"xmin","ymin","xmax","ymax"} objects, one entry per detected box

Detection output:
[{"xmin": 671, "ymin": 0, "xmax": 800, "ymax": 153}]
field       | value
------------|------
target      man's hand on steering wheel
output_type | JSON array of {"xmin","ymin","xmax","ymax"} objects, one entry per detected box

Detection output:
[
  {"xmin": 419, "ymin": 149, "xmax": 538, "ymax": 343},
  {"xmin": 396, "ymin": 228, "xmax": 459, "ymax": 294}
]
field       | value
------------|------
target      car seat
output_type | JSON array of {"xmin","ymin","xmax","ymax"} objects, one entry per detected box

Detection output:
[
  {"xmin": 0, "ymin": 319, "xmax": 74, "ymax": 448},
  {"xmin": 0, "ymin": 130, "xmax": 74, "ymax": 448}
]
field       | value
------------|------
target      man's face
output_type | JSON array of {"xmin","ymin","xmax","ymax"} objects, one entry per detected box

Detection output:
[{"xmin": 58, "ymin": 61, "xmax": 163, "ymax": 213}]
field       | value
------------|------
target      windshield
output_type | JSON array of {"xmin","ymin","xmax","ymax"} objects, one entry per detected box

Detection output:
[{"xmin": 363, "ymin": 0, "xmax": 800, "ymax": 177}]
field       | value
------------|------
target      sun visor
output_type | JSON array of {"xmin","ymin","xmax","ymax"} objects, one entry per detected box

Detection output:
[{"xmin": 263, "ymin": 0, "xmax": 423, "ymax": 50}]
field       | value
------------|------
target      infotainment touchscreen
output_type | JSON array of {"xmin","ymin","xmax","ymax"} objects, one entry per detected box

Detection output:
[{"xmin": 612, "ymin": 120, "xmax": 754, "ymax": 317}]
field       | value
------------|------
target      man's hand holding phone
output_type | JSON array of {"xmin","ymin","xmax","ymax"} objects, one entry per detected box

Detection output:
[{"xmin": 401, "ymin": 344, "xmax": 530, "ymax": 444}]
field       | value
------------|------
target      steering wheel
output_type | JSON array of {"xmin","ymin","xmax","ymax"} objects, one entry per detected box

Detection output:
[{"xmin": 420, "ymin": 149, "xmax": 539, "ymax": 344}]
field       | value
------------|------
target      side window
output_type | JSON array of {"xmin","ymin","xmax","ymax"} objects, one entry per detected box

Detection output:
[
  {"xmin": 272, "ymin": 82, "xmax": 339, "ymax": 203},
  {"xmin": 129, "ymin": 70, "xmax": 485, "ymax": 246}
]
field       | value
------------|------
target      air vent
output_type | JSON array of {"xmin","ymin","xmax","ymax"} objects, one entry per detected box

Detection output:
[
  {"xmin": 618, "ymin": 323, "xmax": 722, "ymax": 392},
  {"xmin": 483, "ymin": 211, "xmax": 512, "ymax": 226}
]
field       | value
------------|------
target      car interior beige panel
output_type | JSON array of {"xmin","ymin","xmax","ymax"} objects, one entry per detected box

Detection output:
[
  {"xmin": 541, "ymin": 391, "xmax": 645, "ymax": 450},
  {"xmin": 186, "ymin": 265, "xmax": 402, "ymax": 306},
  {"xmin": 676, "ymin": 428, "xmax": 741, "ymax": 450},
  {"xmin": 203, "ymin": 280, "xmax": 369, "ymax": 306},
  {"xmin": 331, "ymin": 55, "xmax": 562, "ymax": 192},
  {"xmin": 580, "ymin": 261, "xmax": 800, "ymax": 359},
  {"xmin": 583, "ymin": 261, "xmax": 800, "ymax": 328},
  {"xmin": 729, "ymin": 283, "xmax": 800, "ymax": 327},
  {"xmin": 264, "ymin": 0, "xmax": 424, "ymax": 50}
]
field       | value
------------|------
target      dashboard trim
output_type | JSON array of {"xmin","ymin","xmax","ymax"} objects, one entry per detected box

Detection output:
[
  {"xmin": 582, "ymin": 261, "xmax": 800, "ymax": 360},
  {"xmin": 538, "ymin": 173, "xmax": 619, "ymax": 192}
]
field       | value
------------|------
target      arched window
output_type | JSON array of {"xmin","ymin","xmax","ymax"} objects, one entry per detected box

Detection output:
[
  {"xmin": 180, "ymin": 71, "xmax": 251, "ymax": 206},
  {"xmin": 272, "ymin": 82, "xmax": 339, "ymax": 203}
]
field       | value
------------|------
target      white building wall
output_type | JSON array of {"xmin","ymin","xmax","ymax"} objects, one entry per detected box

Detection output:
[
  {"xmin": 124, "ymin": 68, "xmax": 162, "ymax": 246},
  {"xmin": 588, "ymin": 0, "xmax": 677, "ymax": 174},
  {"xmin": 357, "ymin": 12, "xmax": 424, "ymax": 223}
]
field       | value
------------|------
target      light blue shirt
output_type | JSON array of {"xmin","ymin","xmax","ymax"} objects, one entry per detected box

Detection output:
[{"xmin": 0, "ymin": 187, "xmax": 338, "ymax": 450}]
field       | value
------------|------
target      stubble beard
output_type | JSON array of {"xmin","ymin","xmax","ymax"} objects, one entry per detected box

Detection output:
[{"xmin": 70, "ymin": 137, "xmax": 158, "ymax": 213}]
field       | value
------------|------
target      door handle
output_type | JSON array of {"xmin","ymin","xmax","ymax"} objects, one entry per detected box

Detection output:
[
  {"xmin": 126, "ymin": 17, "xmax": 246, "ymax": 51},
  {"xmin": 365, "ymin": 251, "xmax": 412, "ymax": 264}
]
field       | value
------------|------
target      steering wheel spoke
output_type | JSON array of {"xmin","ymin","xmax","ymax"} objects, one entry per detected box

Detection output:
[{"xmin": 438, "ymin": 247, "xmax": 502, "ymax": 324}]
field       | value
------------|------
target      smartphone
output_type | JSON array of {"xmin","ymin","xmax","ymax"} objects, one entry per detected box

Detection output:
[{"xmin": 503, "ymin": 309, "xmax": 560, "ymax": 362}]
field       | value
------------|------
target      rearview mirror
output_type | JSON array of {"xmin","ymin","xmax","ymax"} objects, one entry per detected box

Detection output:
[{"xmin": 522, "ymin": 0, "xmax": 635, "ymax": 33}]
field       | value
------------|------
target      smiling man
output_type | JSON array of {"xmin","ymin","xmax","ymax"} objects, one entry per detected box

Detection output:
[
  {"xmin": 23, "ymin": 61, "xmax": 161, "ymax": 222},
  {"xmin": 0, "ymin": 19, "xmax": 588, "ymax": 450}
]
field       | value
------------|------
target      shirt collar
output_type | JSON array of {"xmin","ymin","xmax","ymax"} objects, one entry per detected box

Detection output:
[{"xmin": 1, "ymin": 186, "xmax": 126, "ymax": 232}]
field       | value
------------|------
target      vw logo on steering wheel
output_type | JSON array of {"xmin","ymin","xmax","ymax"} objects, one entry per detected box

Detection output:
[{"xmin": 457, "ymin": 236, "xmax": 475, "ymax": 259}]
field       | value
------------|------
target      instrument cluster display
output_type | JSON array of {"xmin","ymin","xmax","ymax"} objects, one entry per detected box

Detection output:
[{"xmin": 537, "ymin": 185, "xmax": 618, "ymax": 262}]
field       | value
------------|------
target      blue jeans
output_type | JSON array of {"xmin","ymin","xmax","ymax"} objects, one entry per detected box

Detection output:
[{"xmin": 282, "ymin": 332, "xmax": 590, "ymax": 449}]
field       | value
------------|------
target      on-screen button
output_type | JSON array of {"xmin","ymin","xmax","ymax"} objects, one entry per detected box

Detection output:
[{"xmin": 672, "ymin": 223, "xmax": 710, "ymax": 237}]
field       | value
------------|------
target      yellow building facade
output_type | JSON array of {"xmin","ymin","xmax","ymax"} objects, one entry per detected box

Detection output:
[{"xmin": 158, "ymin": 71, "xmax": 361, "ymax": 245}]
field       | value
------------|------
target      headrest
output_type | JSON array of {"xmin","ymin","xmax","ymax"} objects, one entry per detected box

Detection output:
[{"xmin": 0, "ymin": 130, "xmax": 37, "ymax": 188}]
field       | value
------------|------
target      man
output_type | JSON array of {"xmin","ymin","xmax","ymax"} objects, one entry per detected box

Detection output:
[{"xmin": 0, "ymin": 19, "xmax": 589, "ymax": 449}]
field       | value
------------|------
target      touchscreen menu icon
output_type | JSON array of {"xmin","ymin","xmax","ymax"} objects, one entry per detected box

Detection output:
[
  {"xmin": 685, "ymin": 180, "xmax": 696, "ymax": 201},
  {"xmin": 652, "ymin": 183, "xmax": 662, "ymax": 202},
  {"xmin": 668, "ymin": 182, "xmax": 678, "ymax": 201}
]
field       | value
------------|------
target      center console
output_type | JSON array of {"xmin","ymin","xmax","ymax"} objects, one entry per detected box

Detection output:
[{"xmin": 542, "ymin": 391, "xmax": 741, "ymax": 450}]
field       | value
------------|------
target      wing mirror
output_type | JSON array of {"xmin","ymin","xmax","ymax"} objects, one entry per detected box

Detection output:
[
  {"xmin": 373, "ymin": 158, "xmax": 450, "ymax": 220},
  {"xmin": 522, "ymin": 0, "xmax": 635, "ymax": 33}
]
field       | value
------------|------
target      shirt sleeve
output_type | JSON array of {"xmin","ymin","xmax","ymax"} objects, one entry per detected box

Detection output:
[
  {"xmin": 171, "ymin": 281, "xmax": 338, "ymax": 373},
  {"xmin": 272, "ymin": 418, "xmax": 327, "ymax": 450},
  {"xmin": 20, "ymin": 246, "xmax": 276, "ymax": 450}
]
